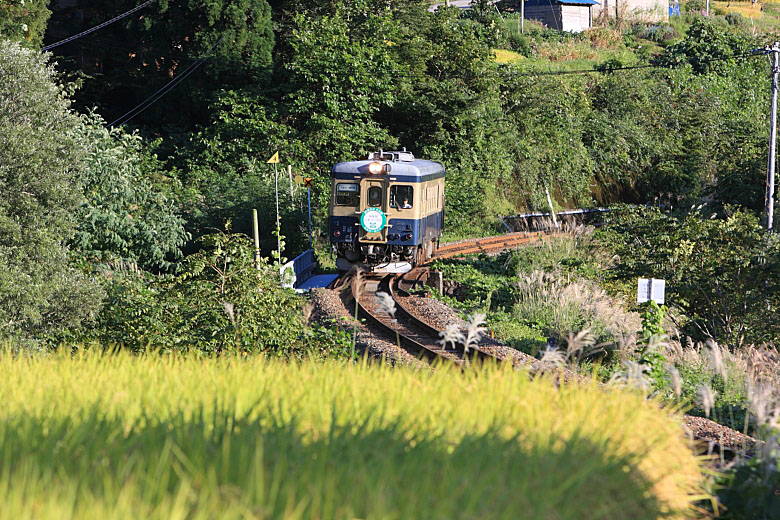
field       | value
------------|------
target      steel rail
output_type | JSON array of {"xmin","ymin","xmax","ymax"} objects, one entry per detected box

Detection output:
[
  {"xmin": 352, "ymin": 276, "xmax": 460, "ymax": 365},
  {"xmin": 435, "ymin": 232, "xmax": 561, "ymax": 259},
  {"xmin": 338, "ymin": 230, "xmax": 559, "ymax": 364},
  {"xmin": 390, "ymin": 270, "xmax": 498, "ymax": 364}
]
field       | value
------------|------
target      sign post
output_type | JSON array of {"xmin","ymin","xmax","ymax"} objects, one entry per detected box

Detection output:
[
  {"xmin": 252, "ymin": 208, "xmax": 261, "ymax": 272},
  {"xmin": 637, "ymin": 278, "xmax": 666, "ymax": 304},
  {"xmin": 267, "ymin": 151, "xmax": 281, "ymax": 263}
]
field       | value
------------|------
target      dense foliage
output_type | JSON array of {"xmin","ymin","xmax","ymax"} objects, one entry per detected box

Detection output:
[
  {"xmin": 73, "ymin": 114, "xmax": 188, "ymax": 270},
  {"xmin": 87, "ymin": 230, "xmax": 307, "ymax": 355},
  {"xmin": 39, "ymin": 3, "xmax": 775, "ymax": 243},
  {"xmin": 0, "ymin": 40, "xmax": 102, "ymax": 342},
  {"xmin": 46, "ymin": 0, "xmax": 274, "ymax": 128},
  {"xmin": 598, "ymin": 205, "xmax": 780, "ymax": 346},
  {"xmin": 0, "ymin": 0, "xmax": 50, "ymax": 47}
]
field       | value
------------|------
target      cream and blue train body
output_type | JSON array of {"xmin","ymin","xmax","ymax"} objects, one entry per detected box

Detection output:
[{"xmin": 329, "ymin": 150, "xmax": 445, "ymax": 273}]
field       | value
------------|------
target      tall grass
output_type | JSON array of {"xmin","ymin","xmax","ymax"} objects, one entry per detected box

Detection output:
[
  {"xmin": 514, "ymin": 270, "xmax": 641, "ymax": 344},
  {"xmin": 0, "ymin": 352, "xmax": 704, "ymax": 519}
]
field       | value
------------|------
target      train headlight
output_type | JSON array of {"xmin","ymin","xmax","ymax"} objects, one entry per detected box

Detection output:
[
  {"xmin": 333, "ymin": 230, "xmax": 341, "ymax": 238},
  {"xmin": 368, "ymin": 161, "xmax": 383, "ymax": 175}
]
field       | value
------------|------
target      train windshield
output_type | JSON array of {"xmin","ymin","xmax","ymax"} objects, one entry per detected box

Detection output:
[
  {"xmin": 389, "ymin": 185, "xmax": 413, "ymax": 209},
  {"xmin": 367, "ymin": 186, "xmax": 383, "ymax": 207},
  {"xmin": 336, "ymin": 183, "xmax": 359, "ymax": 206}
]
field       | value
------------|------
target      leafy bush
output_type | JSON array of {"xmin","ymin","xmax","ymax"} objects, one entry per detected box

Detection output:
[
  {"xmin": 639, "ymin": 24, "xmax": 679, "ymax": 43},
  {"xmin": 87, "ymin": 230, "xmax": 308, "ymax": 356},
  {"xmin": 724, "ymin": 11, "xmax": 746, "ymax": 27},
  {"xmin": 655, "ymin": 18, "xmax": 754, "ymax": 74},
  {"xmin": 72, "ymin": 114, "xmax": 188, "ymax": 271},
  {"xmin": 716, "ymin": 457, "xmax": 780, "ymax": 519},
  {"xmin": 598, "ymin": 206, "xmax": 780, "ymax": 346},
  {"xmin": 501, "ymin": 14, "xmax": 533, "ymax": 56}
]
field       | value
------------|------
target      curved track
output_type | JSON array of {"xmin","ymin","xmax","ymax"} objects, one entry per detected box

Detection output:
[
  {"xmin": 334, "ymin": 231, "xmax": 556, "ymax": 366},
  {"xmin": 351, "ymin": 271, "xmax": 499, "ymax": 366},
  {"xmin": 434, "ymin": 231, "xmax": 561, "ymax": 259}
]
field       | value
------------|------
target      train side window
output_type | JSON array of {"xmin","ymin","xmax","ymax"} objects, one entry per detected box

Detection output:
[
  {"xmin": 336, "ymin": 183, "xmax": 359, "ymax": 206},
  {"xmin": 389, "ymin": 185, "xmax": 413, "ymax": 209},
  {"xmin": 368, "ymin": 186, "xmax": 383, "ymax": 207}
]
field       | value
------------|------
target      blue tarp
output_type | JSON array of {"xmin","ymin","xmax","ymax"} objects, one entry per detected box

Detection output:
[{"xmin": 297, "ymin": 274, "xmax": 339, "ymax": 293}]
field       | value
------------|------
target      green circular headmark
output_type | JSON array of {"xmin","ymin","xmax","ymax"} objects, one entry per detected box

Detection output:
[{"xmin": 360, "ymin": 207, "xmax": 386, "ymax": 233}]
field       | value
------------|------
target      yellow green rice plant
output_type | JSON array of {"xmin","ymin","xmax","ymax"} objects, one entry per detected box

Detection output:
[{"xmin": 0, "ymin": 351, "xmax": 706, "ymax": 519}]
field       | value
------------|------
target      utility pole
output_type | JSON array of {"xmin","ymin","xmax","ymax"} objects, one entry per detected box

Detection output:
[
  {"xmin": 521, "ymin": 0, "xmax": 525, "ymax": 33},
  {"xmin": 766, "ymin": 42, "xmax": 780, "ymax": 231},
  {"xmin": 706, "ymin": 0, "xmax": 709, "ymax": 16}
]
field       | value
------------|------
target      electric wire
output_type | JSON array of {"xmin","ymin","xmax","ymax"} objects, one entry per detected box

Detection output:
[
  {"xmin": 42, "ymin": 0, "xmax": 155, "ymax": 52},
  {"xmin": 67, "ymin": 36, "xmax": 208, "ymax": 63},
  {"xmin": 107, "ymin": 39, "xmax": 221, "ymax": 127},
  {"xmin": 109, "ymin": 44, "xmax": 766, "ymax": 128},
  {"xmin": 505, "ymin": 49, "xmax": 764, "ymax": 76}
]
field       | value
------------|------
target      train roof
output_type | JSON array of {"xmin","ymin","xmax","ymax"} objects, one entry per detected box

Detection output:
[{"xmin": 332, "ymin": 151, "xmax": 445, "ymax": 182}]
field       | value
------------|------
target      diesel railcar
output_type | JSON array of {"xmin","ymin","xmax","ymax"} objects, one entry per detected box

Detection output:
[{"xmin": 329, "ymin": 150, "xmax": 445, "ymax": 273}]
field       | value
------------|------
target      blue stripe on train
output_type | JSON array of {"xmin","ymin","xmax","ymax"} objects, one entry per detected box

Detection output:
[{"xmin": 329, "ymin": 210, "xmax": 444, "ymax": 245}]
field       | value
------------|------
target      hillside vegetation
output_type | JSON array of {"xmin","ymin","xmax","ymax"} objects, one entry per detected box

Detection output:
[{"xmin": 0, "ymin": 1, "xmax": 777, "ymax": 348}]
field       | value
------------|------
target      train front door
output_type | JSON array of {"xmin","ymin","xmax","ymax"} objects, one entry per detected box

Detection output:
[{"xmin": 359, "ymin": 178, "xmax": 388, "ymax": 243}]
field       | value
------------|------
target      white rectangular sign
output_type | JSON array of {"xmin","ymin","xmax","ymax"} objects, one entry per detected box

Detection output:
[{"xmin": 637, "ymin": 278, "xmax": 665, "ymax": 304}]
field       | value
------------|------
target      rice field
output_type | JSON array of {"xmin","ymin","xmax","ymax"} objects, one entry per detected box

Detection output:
[{"xmin": 0, "ymin": 351, "xmax": 706, "ymax": 519}]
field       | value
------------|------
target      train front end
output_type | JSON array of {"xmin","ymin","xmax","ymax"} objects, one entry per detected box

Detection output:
[{"xmin": 329, "ymin": 151, "xmax": 445, "ymax": 273}]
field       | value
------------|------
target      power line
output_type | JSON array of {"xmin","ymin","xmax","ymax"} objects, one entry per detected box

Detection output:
[
  {"xmin": 68, "ymin": 35, "xmax": 204, "ymax": 63},
  {"xmin": 42, "ymin": 0, "xmax": 156, "ymax": 52},
  {"xmin": 503, "ymin": 49, "xmax": 765, "ymax": 77},
  {"xmin": 108, "ymin": 39, "xmax": 221, "ymax": 127}
]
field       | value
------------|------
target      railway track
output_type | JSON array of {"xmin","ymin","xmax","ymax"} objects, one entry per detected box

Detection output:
[
  {"xmin": 434, "ymin": 231, "xmax": 560, "ymax": 259},
  {"xmin": 331, "ymin": 231, "xmax": 557, "ymax": 366},
  {"xmin": 351, "ymin": 269, "xmax": 500, "ymax": 366}
]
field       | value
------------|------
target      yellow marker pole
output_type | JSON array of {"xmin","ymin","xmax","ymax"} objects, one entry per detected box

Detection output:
[
  {"xmin": 275, "ymin": 163, "xmax": 280, "ymax": 262},
  {"xmin": 267, "ymin": 152, "xmax": 281, "ymax": 263}
]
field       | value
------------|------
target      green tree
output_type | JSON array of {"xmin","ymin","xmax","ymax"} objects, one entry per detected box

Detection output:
[
  {"xmin": 0, "ymin": 40, "xmax": 102, "ymax": 342},
  {"xmin": 45, "ymin": 0, "xmax": 274, "ymax": 129},
  {"xmin": 89, "ymin": 230, "xmax": 306, "ymax": 355},
  {"xmin": 179, "ymin": 1, "xmax": 408, "ymax": 243},
  {"xmin": 71, "ymin": 114, "xmax": 188, "ymax": 271},
  {"xmin": 0, "ymin": 0, "xmax": 50, "ymax": 47},
  {"xmin": 656, "ymin": 18, "xmax": 754, "ymax": 75},
  {"xmin": 599, "ymin": 206, "xmax": 780, "ymax": 347}
]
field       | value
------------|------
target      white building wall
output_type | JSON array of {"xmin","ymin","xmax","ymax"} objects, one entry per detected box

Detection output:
[
  {"xmin": 524, "ymin": 4, "xmax": 564, "ymax": 30},
  {"xmin": 560, "ymin": 5, "xmax": 592, "ymax": 32}
]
